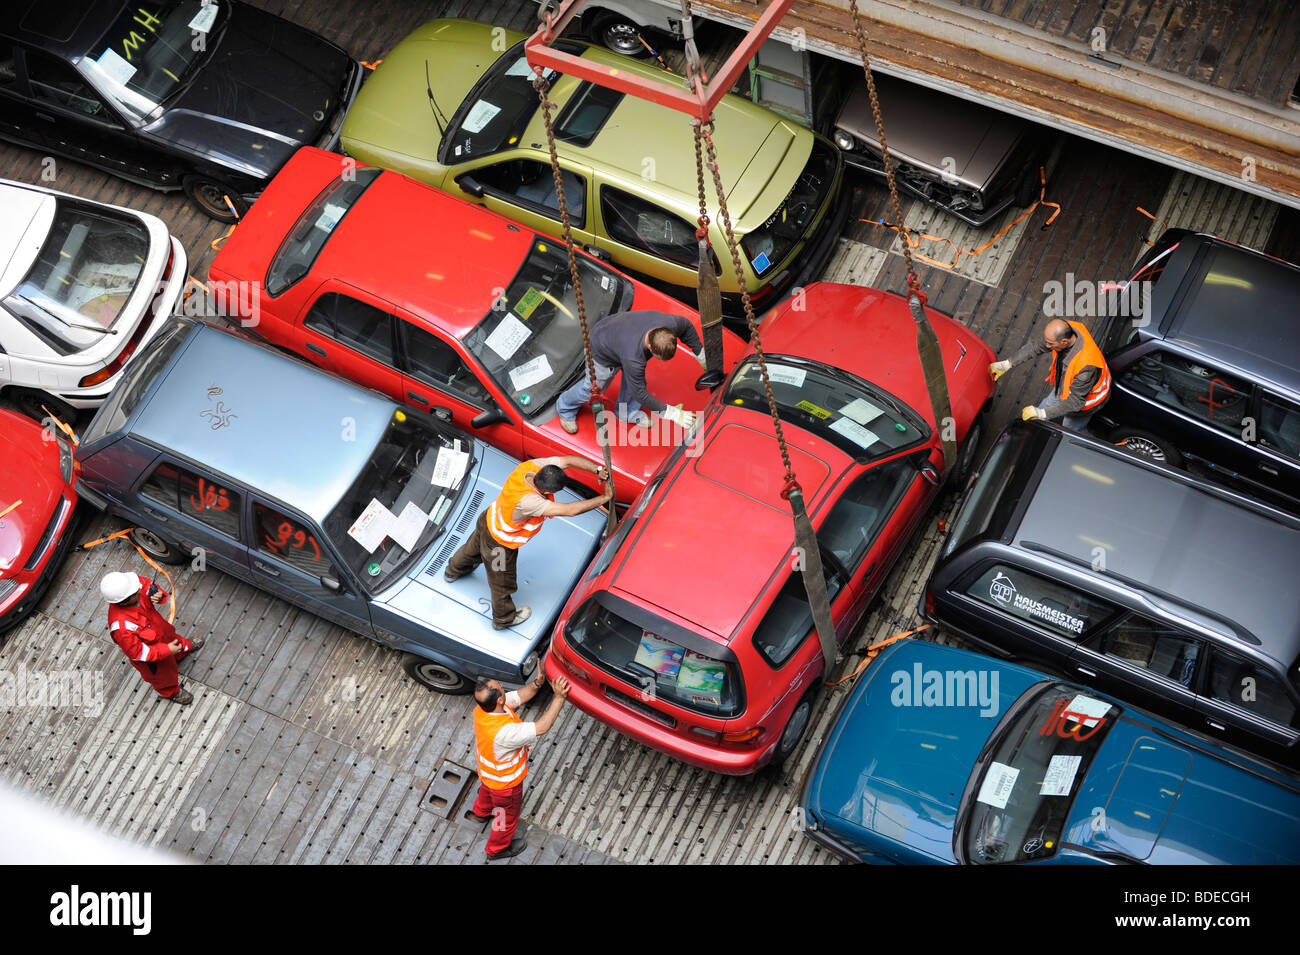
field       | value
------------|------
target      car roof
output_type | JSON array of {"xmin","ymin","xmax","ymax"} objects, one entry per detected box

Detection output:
[
  {"xmin": 6, "ymin": 0, "xmax": 113, "ymax": 57},
  {"xmin": 128, "ymin": 322, "xmax": 396, "ymax": 523},
  {"xmin": 1157, "ymin": 235, "xmax": 1300, "ymax": 397},
  {"xmin": 1013, "ymin": 429, "xmax": 1300, "ymax": 663}
]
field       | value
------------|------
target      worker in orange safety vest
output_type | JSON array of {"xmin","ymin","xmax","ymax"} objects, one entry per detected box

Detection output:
[
  {"xmin": 989, "ymin": 318, "xmax": 1112, "ymax": 430},
  {"xmin": 470, "ymin": 672, "xmax": 570, "ymax": 859},
  {"xmin": 101, "ymin": 571, "xmax": 204, "ymax": 704},
  {"xmin": 444, "ymin": 456, "xmax": 611, "ymax": 629}
]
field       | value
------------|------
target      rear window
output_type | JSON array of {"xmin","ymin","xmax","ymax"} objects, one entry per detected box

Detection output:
[
  {"xmin": 265, "ymin": 167, "xmax": 382, "ymax": 296},
  {"xmin": 82, "ymin": 319, "xmax": 191, "ymax": 444},
  {"xmin": 966, "ymin": 564, "xmax": 1115, "ymax": 640},
  {"xmin": 566, "ymin": 597, "xmax": 742, "ymax": 718}
]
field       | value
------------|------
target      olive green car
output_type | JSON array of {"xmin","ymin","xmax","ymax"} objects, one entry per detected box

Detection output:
[{"xmin": 339, "ymin": 19, "xmax": 845, "ymax": 316}]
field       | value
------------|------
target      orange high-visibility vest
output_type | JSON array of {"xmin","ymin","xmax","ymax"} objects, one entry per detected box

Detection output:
[
  {"xmin": 1046, "ymin": 321, "xmax": 1112, "ymax": 411},
  {"xmin": 487, "ymin": 461, "xmax": 554, "ymax": 549},
  {"xmin": 473, "ymin": 703, "xmax": 529, "ymax": 790}
]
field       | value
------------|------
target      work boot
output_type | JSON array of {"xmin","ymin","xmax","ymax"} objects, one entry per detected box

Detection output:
[
  {"xmin": 444, "ymin": 566, "xmax": 462, "ymax": 583},
  {"xmin": 488, "ymin": 837, "xmax": 528, "ymax": 860},
  {"xmin": 168, "ymin": 688, "xmax": 193, "ymax": 706},
  {"xmin": 493, "ymin": 606, "xmax": 531, "ymax": 630},
  {"xmin": 559, "ymin": 417, "xmax": 578, "ymax": 435},
  {"xmin": 186, "ymin": 636, "xmax": 205, "ymax": 653}
]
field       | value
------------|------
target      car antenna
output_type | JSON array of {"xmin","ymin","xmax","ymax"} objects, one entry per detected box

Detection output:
[{"xmin": 424, "ymin": 60, "xmax": 448, "ymax": 136}]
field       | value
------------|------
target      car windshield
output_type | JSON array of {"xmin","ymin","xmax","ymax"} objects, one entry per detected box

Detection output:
[
  {"xmin": 3, "ymin": 198, "xmax": 150, "ymax": 357},
  {"xmin": 77, "ymin": 1, "xmax": 224, "ymax": 121},
  {"xmin": 442, "ymin": 41, "xmax": 564, "ymax": 162},
  {"xmin": 723, "ymin": 355, "xmax": 926, "ymax": 458},
  {"xmin": 463, "ymin": 238, "xmax": 628, "ymax": 415},
  {"xmin": 956, "ymin": 682, "xmax": 1119, "ymax": 865},
  {"xmin": 322, "ymin": 411, "xmax": 474, "ymax": 592}
]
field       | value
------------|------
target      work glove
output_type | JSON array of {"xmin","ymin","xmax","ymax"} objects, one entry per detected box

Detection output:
[
  {"xmin": 989, "ymin": 360, "xmax": 1012, "ymax": 381},
  {"xmin": 1021, "ymin": 405, "xmax": 1046, "ymax": 421},
  {"xmin": 694, "ymin": 350, "xmax": 708, "ymax": 371},
  {"xmin": 662, "ymin": 404, "xmax": 698, "ymax": 430}
]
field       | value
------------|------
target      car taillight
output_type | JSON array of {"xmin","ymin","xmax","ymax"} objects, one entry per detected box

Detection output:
[
  {"xmin": 78, "ymin": 283, "xmax": 162, "ymax": 389},
  {"xmin": 550, "ymin": 640, "xmax": 589, "ymax": 683},
  {"xmin": 722, "ymin": 728, "xmax": 761, "ymax": 743},
  {"xmin": 924, "ymin": 591, "xmax": 936, "ymax": 617}
]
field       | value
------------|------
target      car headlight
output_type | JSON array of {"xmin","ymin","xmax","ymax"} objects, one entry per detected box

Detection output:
[
  {"xmin": 834, "ymin": 129, "xmax": 856, "ymax": 152},
  {"xmin": 58, "ymin": 438, "xmax": 74, "ymax": 483}
]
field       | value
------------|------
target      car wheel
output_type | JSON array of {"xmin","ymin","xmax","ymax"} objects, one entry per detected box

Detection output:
[
  {"xmin": 953, "ymin": 419, "xmax": 983, "ymax": 486},
  {"xmin": 127, "ymin": 527, "xmax": 188, "ymax": 565},
  {"xmin": 1111, "ymin": 428, "xmax": 1183, "ymax": 468},
  {"xmin": 402, "ymin": 653, "xmax": 473, "ymax": 694},
  {"xmin": 183, "ymin": 175, "xmax": 246, "ymax": 222},
  {"xmin": 588, "ymin": 12, "xmax": 650, "ymax": 57},
  {"xmin": 769, "ymin": 687, "xmax": 818, "ymax": 770}
]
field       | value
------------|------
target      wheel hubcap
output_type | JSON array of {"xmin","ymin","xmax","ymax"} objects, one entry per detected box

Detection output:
[
  {"xmin": 780, "ymin": 702, "xmax": 811, "ymax": 754},
  {"xmin": 415, "ymin": 663, "xmax": 461, "ymax": 689},
  {"xmin": 604, "ymin": 23, "xmax": 641, "ymax": 54},
  {"xmin": 1123, "ymin": 437, "xmax": 1165, "ymax": 461},
  {"xmin": 133, "ymin": 528, "xmax": 170, "ymax": 555}
]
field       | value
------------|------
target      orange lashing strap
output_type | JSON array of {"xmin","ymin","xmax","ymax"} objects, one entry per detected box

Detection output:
[
  {"xmin": 81, "ymin": 528, "xmax": 179, "ymax": 625},
  {"xmin": 826, "ymin": 624, "xmax": 931, "ymax": 687}
]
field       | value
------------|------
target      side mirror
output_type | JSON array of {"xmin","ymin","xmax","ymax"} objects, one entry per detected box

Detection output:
[
  {"xmin": 320, "ymin": 575, "xmax": 342, "ymax": 593},
  {"xmin": 471, "ymin": 406, "xmax": 510, "ymax": 429},
  {"xmin": 455, "ymin": 174, "xmax": 485, "ymax": 199},
  {"xmin": 695, "ymin": 369, "xmax": 725, "ymax": 392},
  {"xmin": 432, "ymin": 406, "xmax": 453, "ymax": 423}
]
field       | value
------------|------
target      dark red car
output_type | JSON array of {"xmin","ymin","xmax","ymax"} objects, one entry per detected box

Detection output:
[{"xmin": 545, "ymin": 283, "xmax": 996, "ymax": 774}]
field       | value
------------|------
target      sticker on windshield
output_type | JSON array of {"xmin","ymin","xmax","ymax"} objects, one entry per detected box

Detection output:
[
  {"xmin": 95, "ymin": 48, "xmax": 137, "ymax": 86},
  {"xmin": 188, "ymin": 2, "xmax": 219, "ymax": 33},
  {"xmin": 840, "ymin": 397, "xmax": 885, "ymax": 426},
  {"xmin": 829, "ymin": 417, "xmax": 879, "ymax": 449},
  {"xmin": 509, "ymin": 354, "xmax": 553, "ymax": 392},
  {"xmin": 513, "ymin": 287, "xmax": 544, "ymax": 320},
  {"xmin": 389, "ymin": 501, "xmax": 428, "ymax": 552},
  {"xmin": 347, "ymin": 498, "xmax": 396, "ymax": 553},
  {"xmin": 600, "ymin": 275, "xmax": 610, "ymax": 291},
  {"xmin": 1040, "ymin": 754, "xmax": 1082, "ymax": 796},
  {"xmin": 767, "ymin": 365, "xmax": 807, "ymax": 388},
  {"xmin": 505, "ymin": 58, "xmax": 554, "ymax": 79},
  {"xmin": 484, "ymin": 314, "xmax": 531, "ymax": 361},
  {"xmin": 431, "ymin": 446, "xmax": 470, "ymax": 488},
  {"xmin": 795, "ymin": 399, "xmax": 831, "ymax": 420},
  {"xmin": 976, "ymin": 761, "xmax": 1020, "ymax": 809},
  {"xmin": 751, "ymin": 251, "xmax": 771, "ymax": 274},
  {"xmin": 1065, "ymin": 694, "xmax": 1111, "ymax": 726},
  {"xmin": 462, "ymin": 100, "xmax": 502, "ymax": 134}
]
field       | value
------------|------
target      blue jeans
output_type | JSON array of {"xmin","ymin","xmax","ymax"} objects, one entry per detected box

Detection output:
[{"xmin": 556, "ymin": 363, "xmax": 646, "ymax": 424}]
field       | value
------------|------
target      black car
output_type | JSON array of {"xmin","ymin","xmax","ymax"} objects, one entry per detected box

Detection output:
[
  {"xmin": 1093, "ymin": 229, "xmax": 1300, "ymax": 511},
  {"xmin": 924, "ymin": 420, "xmax": 1300, "ymax": 770},
  {"xmin": 0, "ymin": 0, "xmax": 362, "ymax": 220}
]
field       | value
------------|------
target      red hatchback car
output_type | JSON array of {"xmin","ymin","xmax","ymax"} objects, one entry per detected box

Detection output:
[
  {"xmin": 545, "ymin": 283, "xmax": 995, "ymax": 774},
  {"xmin": 209, "ymin": 147, "xmax": 746, "ymax": 503},
  {"xmin": 0, "ymin": 408, "xmax": 79, "ymax": 633}
]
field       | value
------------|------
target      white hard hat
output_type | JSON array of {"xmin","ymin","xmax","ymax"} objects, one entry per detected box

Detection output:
[{"xmin": 100, "ymin": 572, "xmax": 141, "ymax": 603}]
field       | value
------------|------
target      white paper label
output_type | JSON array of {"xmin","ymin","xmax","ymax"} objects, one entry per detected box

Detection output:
[
  {"xmin": 484, "ymin": 314, "xmax": 531, "ymax": 361},
  {"xmin": 431, "ymin": 446, "xmax": 470, "ymax": 488},
  {"xmin": 1040, "ymin": 754, "xmax": 1082, "ymax": 796},
  {"xmin": 509, "ymin": 354, "xmax": 553, "ymax": 392},
  {"xmin": 96, "ymin": 48, "xmax": 137, "ymax": 85},
  {"xmin": 188, "ymin": 2, "xmax": 219, "ymax": 33},
  {"xmin": 505, "ymin": 58, "xmax": 553, "ymax": 79},
  {"xmin": 976, "ymin": 761, "xmax": 1020, "ymax": 809},
  {"xmin": 317, "ymin": 201, "xmax": 346, "ymax": 232},
  {"xmin": 1066, "ymin": 694, "xmax": 1111, "ymax": 726},
  {"xmin": 389, "ymin": 501, "xmax": 428, "ymax": 552},
  {"xmin": 600, "ymin": 275, "xmax": 610, "ymax": 290},
  {"xmin": 829, "ymin": 417, "xmax": 879, "ymax": 449},
  {"xmin": 462, "ymin": 100, "xmax": 501, "ymax": 134},
  {"xmin": 840, "ymin": 397, "xmax": 885, "ymax": 426},
  {"xmin": 347, "ymin": 498, "xmax": 395, "ymax": 553},
  {"xmin": 767, "ymin": 365, "xmax": 807, "ymax": 388}
]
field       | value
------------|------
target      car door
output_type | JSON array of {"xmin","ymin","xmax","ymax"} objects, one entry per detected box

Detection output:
[
  {"xmin": 135, "ymin": 459, "xmax": 251, "ymax": 581},
  {"xmin": 297, "ymin": 284, "xmax": 404, "ymax": 399},
  {"xmin": 1251, "ymin": 391, "xmax": 1300, "ymax": 505},
  {"xmin": 457, "ymin": 155, "xmax": 597, "ymax": 250},
  {"xmin": 394, "ymin": 312, "xmax": 521, "ymax": 456},
  {"xmin": 596, "ymin": 183, "xmax": 698, "ymax": 290},
  {"xmin": 0, "ymin": 43, "xmax": 38, "ymax": 145},
  {"xmin": 1067, "ymin": 613, "xmax": 1203, "ymax": 725},
  {"xmin": 1195, "ymin": 645, "xmax": 1300, "ymax": 763},
  {"xmin": 246, "ymin": 497, "xmax": 374, "ymax": 636}
]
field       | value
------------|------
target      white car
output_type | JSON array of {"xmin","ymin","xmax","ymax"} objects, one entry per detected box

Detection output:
[{"xmin": 0, "ymin": 179, "xmax": 187, "ymax": 416}]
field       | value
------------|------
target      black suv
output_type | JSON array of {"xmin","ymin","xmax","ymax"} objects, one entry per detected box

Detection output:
[
  {"xmin": 924, "ymin": 420, "xmax": 1300, "ymax": 770},
  {"xmin": 0, "ymin": 0, "xmax": 362, "ymax": 220},
  {"xmin": 1092, "ymin": 229, "xmax": 1300, "ymax": 511}
]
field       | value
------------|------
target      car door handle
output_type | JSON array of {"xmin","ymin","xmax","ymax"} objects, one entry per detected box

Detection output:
[
  {"xmin": 141, "ymin": 506, "xmax": 169, "ymax": 523},
  {"xmin": 35, "ymin": 112, "xmax": 55, "ymax": 122},
  {"xmin": 406, "ymin": 391, "xmax": 428, "ymax": 405},
  {"xmin": 254, "ymin": 560, "xmax": 281, "ymax": 577},
  {"xmin": 306, "ymin": 343, "xmax": 326, "ymax": 357},
  {"xmin": 1206, "ymin": 720, "xmax": 1226, "ymax": 732},
  {"xmin": 1259, "ymin": 464, "xmax": 1279, "ymax": 476},
  {"xmin": 1075, "ymin": 666, "xmax": 1097, "ymax": 678},
  {"xmin": 864, "ymin": 562, "xmax": 878, "ymax": 580}
]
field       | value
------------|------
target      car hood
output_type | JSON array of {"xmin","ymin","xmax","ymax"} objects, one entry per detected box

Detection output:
[
  {"xmin": 0, "ymin": 412, "xmax": 65, "ymax": 573},
  {"xmin": 378, "ymin": 443, "xmax": 604, "ymax": 668},
  {"xmin": 145, "ymin": 3, "xmax": 350, "ymax": 180},
  {"xmin": 804, "ymin": 641, "xmax": 1041, "ymax": 863}
]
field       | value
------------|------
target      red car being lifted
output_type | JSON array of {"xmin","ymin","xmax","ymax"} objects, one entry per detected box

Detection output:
[
  {"xmin": 209, "ymin": 147, "xmax": 746, "ymax": 503},
  {"xmin": 545, "ymin": 283, "xmax": 995, "ymax": 774}
]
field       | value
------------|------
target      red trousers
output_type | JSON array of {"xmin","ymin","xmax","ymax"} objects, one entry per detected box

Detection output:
[
  {"xmin": 472, "ymin": 781, "xmax": 523, "ymax": 856},
  {"xmin": 129, "ymin": 639, "xmax": 193, "ymax": 699}
]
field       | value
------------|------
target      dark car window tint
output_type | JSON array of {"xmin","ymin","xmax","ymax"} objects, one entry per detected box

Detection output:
[
  {"xmin": 85, "ymin": 320, "xmax": 190, "ymax": 442},
  {"xmin": 266, "ymin": 167, "xmax": 381, "ymax": 296},
  {"xmin": 0, "ymin": 48, "xmax": 18, "ymax": 88},
  {"xmin": 752, "ymin": 563, "xmax": 844, "ymax": 669},
  {"xmin": 555, "ymin": 82, "xmax": 623, "ymax": 147},
  {"xmin": 1100, "ymin": 616, "xmax": 1200, "ymax": 687},
  {"xmin": 475, "ymin": 159, "xmax": 586, "ymax": 227},
  {"xmin": 26, "ymin": 49, "xmax": 109, "ymax": 119},
  {"xmin": 141, "ymin": 461, "xmax": 241, "ymax": 539},
  {"xmin": 1258, "ymin": 393, "xmax": 1300, "ymax": 461},
  {"xmin": 1206, "ymin": 648, "xmax": 1300, "ymax": 729},
  {"xmin": 818, "ymin": 459, "xmax": 913, "ymax": 571},
  {"xmin": 600, "ymin": 186, "xmax": 696, "ymax": 268},
  {"xmin": 967, "ymin": 565, "xmax": 1114, "ymax": 639},
  {"xmin": 398, "ymin": 320, "xmax": 487, "ymax": 404},
  {"xmin": 305, "ymin": 293, "xmax": 394, "ymax": 365},
  {"xmin": 1119, "ymin": 350, "xmax": 1252, "ymax": 436},
  {"xmin": 254, "ymin": 503, "xmax": 335, "ymax": 577}
]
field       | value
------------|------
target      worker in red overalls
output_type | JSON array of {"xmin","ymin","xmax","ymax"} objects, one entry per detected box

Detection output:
[{"xmin": 101, "ymin": 571, "xmax": 204, "ymax": 705}]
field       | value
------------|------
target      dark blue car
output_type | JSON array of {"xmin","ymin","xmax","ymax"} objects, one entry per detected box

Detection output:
[{"xmin": 801, "ymin": 640, "xmax": 1300, "ymax": 864}]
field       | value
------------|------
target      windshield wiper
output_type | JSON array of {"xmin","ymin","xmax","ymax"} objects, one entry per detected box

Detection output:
[
  {"xmin": 424, "ymin": 60, "xmax": 448, "ymax": 137},
  {"xmin": 18, "ymin": 295, "xmax": 119, "ymax": 335}
]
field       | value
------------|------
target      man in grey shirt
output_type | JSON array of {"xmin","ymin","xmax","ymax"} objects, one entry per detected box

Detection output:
[
  {"xmin": 556, "ymin": 310, "xmax": 706, "ymax": 434},
  {"xmin": 989, "ymin": 318, "xmax": 1112, "ymax": 430}
]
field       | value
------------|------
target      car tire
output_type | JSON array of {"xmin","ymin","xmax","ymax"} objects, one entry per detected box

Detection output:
[
  {"xmin": 1014, "ymin": 165, "xmax": 1043, "ymax": 208},
  {"xmin": 953, "ymin": 419, "xmax": 983, "ymax": 486},
  {"xmin": 768, "ymin": 686, "xmax": 818, "ymax": 771},
  {"xmin": 1111, "ymin": 428, "xmax": 1183, "ymax": 468},
  {"xmin": 183, "ymin": 175, "xmax": 247, "ymax": 222},
  {"xmin": 588, "ymin": 12, "xmax": 651, "ymax": 57},
  {"xmin": 127, "ymin": 526, "xmax": 189, "ymax": 565},
  {"xmin": 402, "ymin": 653, "xmax": 473, "ymax": 694}
]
